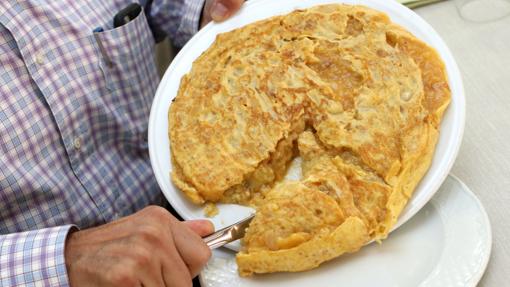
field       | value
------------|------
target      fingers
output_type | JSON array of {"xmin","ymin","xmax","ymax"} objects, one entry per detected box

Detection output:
[
  {"xmin": 210, "ymin": 0, "xmax": 244, "ymax": 22},
  {"xmin": 135, "ymin": 207, "xmax": 211, "ymax": 282},
  {"xmin": 183, "ymin": 220, "xmax": 215, "ymax": 237},
  {"xmin": 141, "ymin": 206, "xmax": 209, "ymax": 283},
  {"xmin": 170, "ymin": 221, "xmax": 212, "ymax": 278},
  {"xmin": 160, "ymin": 239, "xmax": 193, "ymax": 287},
  {"xmin": 141, "ymin": 206, "xmax": 193, "ymax": 286}
]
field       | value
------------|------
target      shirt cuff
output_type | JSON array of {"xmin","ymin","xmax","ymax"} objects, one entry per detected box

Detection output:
[{"xmin": 0, "ymin": 225, "xmax": 76, "ymax": 287}]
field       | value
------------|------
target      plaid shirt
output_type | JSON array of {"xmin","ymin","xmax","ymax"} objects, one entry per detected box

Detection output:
[{"xmin": 0, "ymin": 0, "xmax": 204, "ymax": 286}]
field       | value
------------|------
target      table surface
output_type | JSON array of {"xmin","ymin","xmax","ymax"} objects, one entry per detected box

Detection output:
[{"xmin": 414, "ymin": 2, "xmax": 510, "ymax": 286}]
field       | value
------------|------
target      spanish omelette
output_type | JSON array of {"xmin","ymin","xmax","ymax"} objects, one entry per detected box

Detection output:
[{"xmin": 168, "ymin": 4, "xmax": 450, "ymax": 276}]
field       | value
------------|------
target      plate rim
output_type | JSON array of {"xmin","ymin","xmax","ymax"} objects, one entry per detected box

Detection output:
[
  {"xmin": 148, "ymin": 0, "xmax": 466, "ymax": 235},
  {"xmin": 440, "ymin": 174, "xmax": 493, "ymax": 286}
]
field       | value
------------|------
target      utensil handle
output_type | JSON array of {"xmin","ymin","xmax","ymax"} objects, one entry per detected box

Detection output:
[{"xmin": 204, "ymin": 228, "xmax": 233, "ymax": 249}]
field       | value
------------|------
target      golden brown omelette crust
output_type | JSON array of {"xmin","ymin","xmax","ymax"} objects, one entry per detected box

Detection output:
[{"xmin": 168, "ymin": 4, "xmax": 450, "ymax": 276}]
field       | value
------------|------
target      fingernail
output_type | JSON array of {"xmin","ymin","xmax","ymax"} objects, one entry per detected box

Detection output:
[{"xmin": 211, "ymin": 1, "xmax": 229, "ymax": 22}]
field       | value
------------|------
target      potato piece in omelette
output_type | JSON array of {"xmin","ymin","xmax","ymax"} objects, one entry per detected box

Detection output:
[{"xmin": 168, "ymin": 4, "xmax": 450, "ymax": 276}]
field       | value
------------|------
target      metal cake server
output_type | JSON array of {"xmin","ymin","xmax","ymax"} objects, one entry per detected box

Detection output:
[{"xmin": 204, "ymin": 214, "xmax": 255, "ymax": 249}]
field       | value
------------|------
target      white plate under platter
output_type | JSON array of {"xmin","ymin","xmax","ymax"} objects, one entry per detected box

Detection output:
[
  {"xmin": 199, "ymin": 175, "xmax": 492, "ymax": 287},
  {"xmin": 148, "ymin": 0, "xmax": 465, "ymax": 250}
]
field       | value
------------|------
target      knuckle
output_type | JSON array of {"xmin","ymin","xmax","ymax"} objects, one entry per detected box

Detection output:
[
  {"xmin": 131, "ymin": 245, "xmax": 151, "ymax": 267},
  {"xmin": 137, "ymin": 225, "xmax": 163, "ymax": 243},
  {"xmin": 108, "ymin": 267, "xmax": 138, "ymax": 286},
  {"xmin": 144, "ymin": 205, "xmax": 173, "ymax": 222}
]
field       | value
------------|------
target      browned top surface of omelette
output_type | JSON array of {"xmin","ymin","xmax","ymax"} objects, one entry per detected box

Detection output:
[{"xmin": 169, "ymin": 4, "xmax": 450, "ymax": 276}]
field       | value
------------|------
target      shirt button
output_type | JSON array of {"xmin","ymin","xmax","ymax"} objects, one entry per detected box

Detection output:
[
  {"xmin": 73, "ymin": 138, "xmax": 82, "ymax": 150},
  {"xmin": 35, "ymin": 54, "xmax": 45, "ymax": 65}
]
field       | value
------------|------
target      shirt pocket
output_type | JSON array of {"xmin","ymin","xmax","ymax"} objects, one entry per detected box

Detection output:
[{"xmin": 93, "ymin": 9, "xmax": 159, "ymax": 141}]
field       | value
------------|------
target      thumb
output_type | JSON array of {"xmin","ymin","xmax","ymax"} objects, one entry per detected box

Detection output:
[
  {"xmin": 210, "ymin": 0, "xmax": 243, "ymax": 22},
  {"xmin": 183, "ymin": 219, "xmax": 215, "ymax": 237}
]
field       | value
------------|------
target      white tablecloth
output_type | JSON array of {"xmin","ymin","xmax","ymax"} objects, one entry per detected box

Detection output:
[{"xmin": 415, "ymin": 2, "xmax": 510, "ymax": 286}]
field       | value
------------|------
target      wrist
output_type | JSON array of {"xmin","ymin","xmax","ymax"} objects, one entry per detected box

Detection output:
[{"xmin": 64, "ymin": 226, "xmax": 82, "ymax": 286}]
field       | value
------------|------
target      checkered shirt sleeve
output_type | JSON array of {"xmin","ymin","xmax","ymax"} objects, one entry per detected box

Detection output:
[
  {"xmin": 1, "ymin": 0, "xmax": 204, "ymax": 286},
  {"xmin": 150, "ymin": 0, "xmax": 206, "ymax": 47},
  {"xmin": 0, "ymin": 226, "xmax": 75, "ymax": 287}
]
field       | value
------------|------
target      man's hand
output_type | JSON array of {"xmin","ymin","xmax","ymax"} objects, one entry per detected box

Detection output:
[
  {"xmin": 65, "ymin": 206, "xmax": 214, "ymax": 287},
  {"xmin": 201, "ymin": 0, "xmax": 244, "ymax": 27}
]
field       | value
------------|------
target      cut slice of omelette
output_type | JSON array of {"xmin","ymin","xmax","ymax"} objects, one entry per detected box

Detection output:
[
  {"xmin": 237, "ymin": 181, "xmax": 369, "ymax": 276},
  {"xmin": 168, "ymin": 4, "xmax": 450, "ymax": 276}
]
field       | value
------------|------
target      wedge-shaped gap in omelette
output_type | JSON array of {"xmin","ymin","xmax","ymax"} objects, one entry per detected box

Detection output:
[{"xmin": 220, "ymin": 124, "xmax": 304, "ymax": 208}]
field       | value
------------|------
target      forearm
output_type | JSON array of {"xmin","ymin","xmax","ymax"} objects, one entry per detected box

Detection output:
[{"xmin": 0, "ymin": 225, "xmax": 76, "ymax": 286}]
